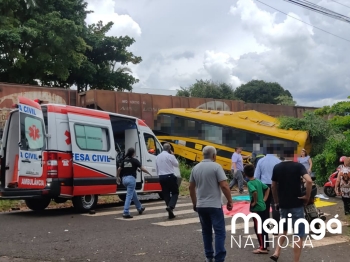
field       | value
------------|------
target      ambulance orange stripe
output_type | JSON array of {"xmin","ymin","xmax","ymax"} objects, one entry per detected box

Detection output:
[
  {"xmin": 46, "ymin": 105, "xmax": 109, "ymax": 119},
  {"xmin": 74, "ymin": 185, "xmax": 116, "ymax": 196},
  {"xmin": 19, "ymin": 96, "xmax": 41, "ymax": 110},
  {"xmin": 143, "ymin": 183, "xmax": 162, "ymax": 191}
]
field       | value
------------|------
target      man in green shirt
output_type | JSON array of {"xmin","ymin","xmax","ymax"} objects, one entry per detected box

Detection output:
[{"xmin": 244, "ymin": 164, "xmax": 270, "ymax": 254}]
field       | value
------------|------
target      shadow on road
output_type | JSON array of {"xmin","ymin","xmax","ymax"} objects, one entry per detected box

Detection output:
[{"xmin": 0, "ymin": 198, "xmax": 162, "ymax": 218}]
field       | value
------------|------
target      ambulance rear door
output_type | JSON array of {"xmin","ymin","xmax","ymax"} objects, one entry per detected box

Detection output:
[
  {"xmin": 17, "ymin": 97, "xmax": 47, "ymax": 189},
  {"xmin": 66, "ymin": 109, "xmax": 117, "ymax": 196}
]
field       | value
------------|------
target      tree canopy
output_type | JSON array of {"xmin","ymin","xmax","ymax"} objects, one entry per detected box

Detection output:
[
  {"xmin": 176, "ymin": 80, "xmax": 236, "ymax": 100},
  {"xmin": 176, "ymin": 79, "xmax": 296, "ymax": 105},
  {"xmin": 0, "ymin": 0, "xmax": 141, "ymax": 92},
  {"xmin": 234, "ymin": 80, "xmax": 294, "ymax": 104}
]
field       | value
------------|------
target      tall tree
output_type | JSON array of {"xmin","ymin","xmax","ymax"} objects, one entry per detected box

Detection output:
[
  {"xmin": 234, "ymin": 80, "xmax": 293, "ymax": 104},
  {"xmin": 66, "ymin": 21, "xmax": 141, "ymax": 92},
  {"xmin": 0, "ymin": 0, "xmax": 141, "ymax": 91},
  {"xmin": 176, "ymin": 80, "xmax": 236, "ymax": 100}
]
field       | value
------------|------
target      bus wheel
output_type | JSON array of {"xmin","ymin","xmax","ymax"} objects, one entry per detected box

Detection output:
[
  {"xmin": 25, "ymin": 197, "xmax": 51, "ymax": 211},
  {"xmin": 72, "ymin": 195, "xmax": 98, "ymax": 212}
]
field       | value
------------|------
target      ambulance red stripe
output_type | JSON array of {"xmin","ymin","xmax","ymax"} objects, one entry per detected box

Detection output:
[
  {"xmin": 46, "ymin": 105, "xmax": 110, "ymax": 119},
  {"xmin": 18, "ymin": 96, "xmax": 41, "ymax": 110}
]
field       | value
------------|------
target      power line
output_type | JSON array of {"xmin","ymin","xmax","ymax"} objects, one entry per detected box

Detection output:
[
  {"xmin": 282, "ymin": 0, "xmax": 350, "ymax": 24},
  {"xmin": 329, "ymin": 0, "xmax": 350, "ymax": 9},
  {"xmin": 254, "ymin": 0, "xmax": 350, "ymax": 43}
]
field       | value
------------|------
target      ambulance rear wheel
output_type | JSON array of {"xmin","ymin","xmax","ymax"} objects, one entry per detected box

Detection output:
[
  {"xmin": 72, "ymin": 195, "xmax": 98, "ymax": 212},
  {"xmin": 25, "ymin": 197, "xmax": 51, "ymax": 211}
]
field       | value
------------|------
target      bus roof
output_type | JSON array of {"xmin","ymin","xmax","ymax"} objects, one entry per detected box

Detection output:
[{"xmin": 157, "ymin": 108, "xmax": 308, "ymax": 142}]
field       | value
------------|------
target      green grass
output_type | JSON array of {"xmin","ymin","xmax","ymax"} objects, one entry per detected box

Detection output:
[
  {"xmin": 179, "ymin": 159, "xmax": 192, "ymax": 181},
  {"xmin": 179, "ymin": 180, "xmax": 190, "ymax": 196},
  {"xmin": 179, "ymin": 160, "xmax": 192, "ymax": 196},
  {"xmin": 0, "ymin": 200, "xmax": 23, "ymax": 212}
]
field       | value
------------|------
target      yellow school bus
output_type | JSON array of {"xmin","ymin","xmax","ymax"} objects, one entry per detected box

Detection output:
[{"xmin": 153, "ymin": 108, "xmax": 311, "ymax": 171}]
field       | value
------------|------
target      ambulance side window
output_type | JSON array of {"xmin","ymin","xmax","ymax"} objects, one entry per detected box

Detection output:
[
  {"xmin": 20, "ymin": 115, "xmax": 45, "ymax": 151},
  {"xmin": 143, "ymin": 133, "xmax": 161, "ymax": 155},
  {"xmin": 74, "ymin": 124, "xmax": 110, "ymax": 151}
]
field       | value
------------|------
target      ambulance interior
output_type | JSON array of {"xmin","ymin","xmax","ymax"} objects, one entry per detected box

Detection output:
[
  {"xmin": 1, "ymin": 111, "xmax": 19, "ymax": 189},
  {"xmin": 110, "ymin": 115, "xmax": 142, "ymax": 190}
]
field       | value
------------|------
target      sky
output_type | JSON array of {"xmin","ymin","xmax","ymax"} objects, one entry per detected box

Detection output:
[{"xmin": 84, "ymin": 0, "xmax": 350, "ymax": 107}]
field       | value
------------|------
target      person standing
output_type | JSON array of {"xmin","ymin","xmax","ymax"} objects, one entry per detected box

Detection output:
[
  {"xmin": 156, "ymin": 143, "xmax": 180, "ymax": 219},
  {"xmin": 335, "ymin": 157, "xmax": 350, "ymax": 217},
  {"xmin": 270, "ymin": 154, "xmax": 312, "ymax": 262},
  {"xmin": 254, "ymin": 148, "xmax": 281, "ymax": 225},
  {"xmin": 189, "ymin": 146, "xmax": 233, "ymax": 262},
  {"xmin": 297, "ymin": 149, "xmax": 313, "ymax": 178},
  {"xmin": 244, "ymin": 164, "xmax": 270, "ymax": 254},
  {"xmin": 117, "ymin": 147, "xmax": 151, "ymax": 219},
  {"xmin": 229, "ymin": 147, "xmax": 250, "ymax": 193}
]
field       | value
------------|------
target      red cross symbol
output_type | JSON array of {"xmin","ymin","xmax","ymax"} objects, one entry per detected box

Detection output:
[
  {"xmin": 29, "ymin": 125, "xmax": 40, "ymax": 141},
  {"xmin": 65, "ymin": 130, "xmax": 71, "ymax": 145}
]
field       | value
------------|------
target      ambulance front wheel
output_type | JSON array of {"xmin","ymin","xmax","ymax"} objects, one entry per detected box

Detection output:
[
  {"xmin": 72, "ymin": 195, "xmax": 98, "ymax": 212},
  {"xmin": 25, "ymin": 197, "xmax": 51, "ymax": 211}
]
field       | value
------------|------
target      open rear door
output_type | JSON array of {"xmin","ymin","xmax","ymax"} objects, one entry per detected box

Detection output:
[
  {"xmin": 125, "ymin": 127, "xmax": 142, "ymax": 190},
  {"xmin": 17, "ymin": 97, "xmax": 47, "ymax": 189},
  {"xmin": 66, "ymin": 108, "xmax": 117, "ymax": 196}
]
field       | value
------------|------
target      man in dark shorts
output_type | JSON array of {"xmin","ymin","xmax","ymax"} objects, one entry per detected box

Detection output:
[{"xmin": 270, "ymin": 154, "xmax": 312, "ymax": 262}]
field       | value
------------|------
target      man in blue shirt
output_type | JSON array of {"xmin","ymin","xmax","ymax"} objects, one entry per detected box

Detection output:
[{"xmin": 254, "ymin": 147, "xmax": 281, "ymax": 224}]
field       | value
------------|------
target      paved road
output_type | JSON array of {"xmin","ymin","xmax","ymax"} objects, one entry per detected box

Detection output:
[{"xmin": 0, "ymin": 193, "xmax": 349, "ymax": 262}]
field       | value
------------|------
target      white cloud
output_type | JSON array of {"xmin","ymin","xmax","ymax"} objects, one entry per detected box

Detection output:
[
  {"xmin": 228, "ymin": 0, "xmax": 350, "ymax": 105},
  {"xmin": 86, "ymin": 0, "xmax": 350, "ymax": 107},
  {"xmin": 203, "ymin": 51, "xmax": 242, "ymax": 87},
  {"xmin": 86, "ymin": 0, "xmax": 141, "ymax": 38}
]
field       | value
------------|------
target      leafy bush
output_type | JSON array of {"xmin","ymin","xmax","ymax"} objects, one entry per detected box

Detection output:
[
  {"xmin": 278, "ymin": 111, "xmax": 335, "ymax": 156},
  {"xmin": 313, "ymin": 133, "xmax": 350, "ymax": 184},
  {"xmin": 179, "ymin": 159, "xmax": 192, "ymax": 181}
]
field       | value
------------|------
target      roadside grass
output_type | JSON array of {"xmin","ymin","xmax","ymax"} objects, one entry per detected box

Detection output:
[
  {"xmin": 179, "ymin": 160, "xmax": 192, "ymax": 196},
  {"xmin": 0, "ymin": 200, "xmax": 23, "ymax": 212},
  {"xmin": 0, "ymin": 196, "xmax": 122, "ymax": 212},
  {"xmin": 179, "ymin": 180, "xmax": 190, "ymax": 196},
  {"xmin": 346, "ymin": 215, "xmax": 350, "ymax": 237}
]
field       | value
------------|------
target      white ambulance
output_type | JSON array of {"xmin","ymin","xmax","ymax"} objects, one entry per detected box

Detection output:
[{"xmin": 0, "ymin": 97, "xmax": 181, "ymax": 212}]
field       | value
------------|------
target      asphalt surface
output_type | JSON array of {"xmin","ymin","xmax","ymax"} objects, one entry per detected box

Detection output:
[{"xmin": 0, "ymin": 191, "xmax": 349, "ymax": 262}]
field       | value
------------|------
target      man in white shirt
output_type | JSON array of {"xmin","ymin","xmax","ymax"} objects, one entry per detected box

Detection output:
[{"xmin": 156, "ymin": 143, "xmax": 179, "ymax": 219}]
